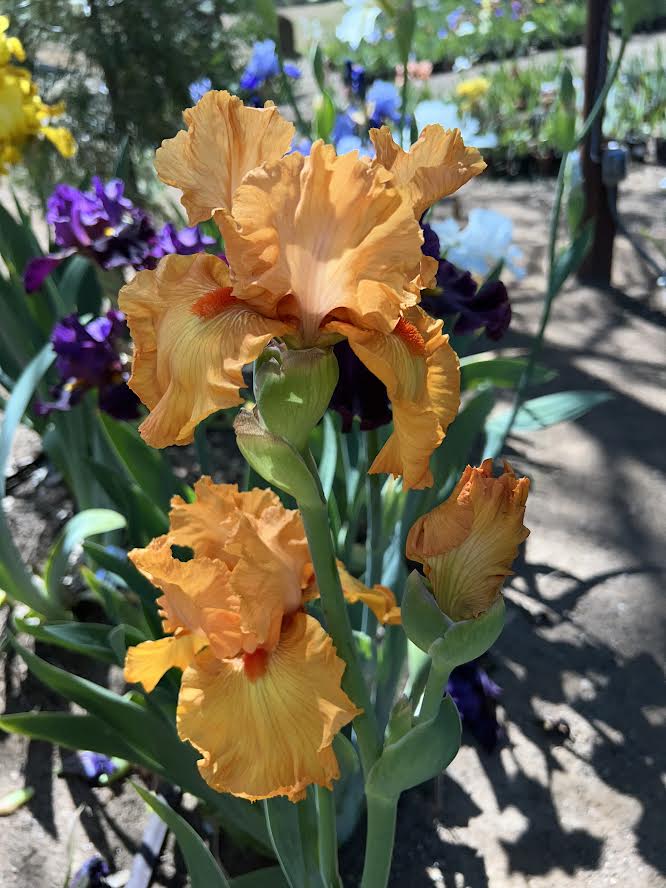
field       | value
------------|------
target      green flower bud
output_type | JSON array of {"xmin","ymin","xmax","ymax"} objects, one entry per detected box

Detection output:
[
  {"xmin": 254, "ymin": 345, "xmax": 339, "ymax": 453},
  {"xmin": 233, "ymin": 407, "xmax": 322, "ymax": 508},
  {"xmin": 402, "ymin": 570, "xmax": 450, "ymax": 653}
]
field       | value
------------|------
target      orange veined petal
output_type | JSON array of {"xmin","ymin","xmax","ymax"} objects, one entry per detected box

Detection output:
[
  {"xmin": 218, "ymin": 140, "xmax": 424, "ymax": 343},
  {"xmin": 129, "ymin": 536, "xmax": 247, "ymax": 659},
  {"xmin": 370, "ymin": 124, "xmax": 486, "ymax": 219},
  {"xmin": 119, "ymin": 253, "xmax": 292, "ymax": 448},
  {"xmin": 155, "ymin": 91, "xmax": 295, "ymax": 225},
  {"xmin": 177, "ymin": 612, "xmax": 361, "ymax": 802},
  {"xmin": 124, "ymin": 633, "xmax": 207, "ymax": 693},
  {"xmin": 326, "ymin": 306, "xmax": 460, "ymax": 489},
  {"xmin": 406, "ymin": 459, "xmax": 530, "ymax": 620},
  {"xmin": 168, "ymin": 478, "xmax": 283, "ymax": 562},
  {"xmin": 169, "ymin": 477, "xmax": 313, "ymax": 599},
  {"xmin": 337, "ymin": 563, "xmax": 401, "ymax": 625}
]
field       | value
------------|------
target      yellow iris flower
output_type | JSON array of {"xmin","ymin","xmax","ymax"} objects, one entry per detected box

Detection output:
[
  {"xmin": 455, "ymin": 76, "xmax": 491, "ymax": 107},
  {"xmin": 0, "ymin": 15, "xmax": 76, "ymax": 173},
  {"xmin": 119, "ymin": 90, "xmax": 486, "ymax": 489},
  {"xmin": 406, "ymin": 459, "xmax": 530, "ymax": 621},
  {"xmin": 125, "ymin": 478, "xmax": 399, "ymax": 801}
]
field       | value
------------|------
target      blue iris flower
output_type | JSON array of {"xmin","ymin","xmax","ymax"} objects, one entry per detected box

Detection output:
[{"xmin": 240, "ymin": 40, "xmax": 300, "ymax": 91}]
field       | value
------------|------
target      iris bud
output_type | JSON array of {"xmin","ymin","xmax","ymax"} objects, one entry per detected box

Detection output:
[
  {"xmin": 254, "ymin": 345, "xmax": 339, "ymax": 453},
  {"xmin": 234, "ymin": 406, "xmax": 322, "ymax": 508}
]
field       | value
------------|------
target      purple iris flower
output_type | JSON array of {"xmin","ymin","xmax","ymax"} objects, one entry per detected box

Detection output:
[
  {"xmin": 24, "ymin": 178, "xmax": 214, "ymax": 292},
  {"xmin": 35, "ymin": 310, "xmax": 140, "ymax": 420},
  {"xmin": 511, "ymin": 1, "xmax": 523, "ymax": 20},
  {"xmin": 344, "ymin": 60, "xmax": 367, "ymax": 99},
  {"xmin": 366, "ymin": 80, "xmax": 401, "ymax": 127},
  {"xmin": 61, "ymin": 751, "xmax": 117, "ymax": 782},
  {"xmin": 420, "ymin": 223, "xmax": 511, "ymax": 341},
  {"xmin": 290, "ymin": 135, "xmax": 313, "ymax": 156},
  {"xmin": 69, "ymin": 856, "xmax": 110, "ymax": 888},
  {"xmin": 152, "ymin": 223, "xmax": 215, "ymax": 257},
  {"xmin": 448, "ymin": 660, "xmax": 503, "ymax": 753},
  {"xmin": 189, "ymin": 77, "xmax": 212, "ymax": 103},
  {"xmin": 239, "ymin": 39, "xmax": 300, "ymax": 91},
  {"xmin": 329, "ymin": 340, "xmax": 392, "ymax": 432},
  {"xmin": 447, "ymin": 6, "xmax": 465, "ymax": 31}
]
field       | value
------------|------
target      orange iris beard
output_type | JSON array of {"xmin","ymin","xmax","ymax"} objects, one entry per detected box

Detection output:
[
  {"xmin": 124, "ymin": 479, "xmax": 399, "ymax": 801},
  {"xmin": 119, "ymin": 90, "xmax": 486, "ymax": 489}
]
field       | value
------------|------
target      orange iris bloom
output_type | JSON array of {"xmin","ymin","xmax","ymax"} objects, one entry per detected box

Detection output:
[
  {"xmin": 406, "ymin": 460, "xmax": 530, "ymax": 621},
  {"xmin": 124, "ymin": 478, "xmax": 399, "ymax": 801},
  {"xmin": 119, "ymin": 91, "xmax": 486, "ymax": 489}
]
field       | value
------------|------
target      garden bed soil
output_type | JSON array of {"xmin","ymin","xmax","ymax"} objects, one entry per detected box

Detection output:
[{"xmin": 1, "ymin": 163, "xmax": 665, "ymax": 887}]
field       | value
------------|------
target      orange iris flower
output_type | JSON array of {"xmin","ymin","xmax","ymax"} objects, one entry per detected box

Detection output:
[
  {"xmin": 119, "ymin": 91, "xmax": 486, "ymax": 489},
  {"xmin": 406, "ymin": 460, "xmax": 530, "ymax": 622},
  {"xmin": 124, "ymin": 478, "xmax": 399, "ymax": 801}
]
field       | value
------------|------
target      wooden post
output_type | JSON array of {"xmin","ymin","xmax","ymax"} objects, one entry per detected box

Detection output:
[{"xmin": 577, "ymin": 0, "xmax": 616, "ymax": 286}]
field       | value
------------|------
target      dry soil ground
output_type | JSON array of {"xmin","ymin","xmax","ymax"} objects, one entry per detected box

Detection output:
[{"xmin": 0, "ymin": 162, "xmax": 665, "ymax": 887}]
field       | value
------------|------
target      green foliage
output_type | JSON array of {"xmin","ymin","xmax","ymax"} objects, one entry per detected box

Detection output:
[
  {"xmin": 6, "ymin": 0, "xmax": 255, "ymax": 189},
  {"xmin": 133, "ymin": 784, "xmax": 231, "ymax": 888}
]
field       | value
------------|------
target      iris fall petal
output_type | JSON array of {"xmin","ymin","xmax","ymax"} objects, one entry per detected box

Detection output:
[
  {"xmin": 119, "ymin": 252, "xmax": 290, "ymax": 447},
  {"xmin": 177, "ymin": 613, "xmax": 361, "ymax": 801}
]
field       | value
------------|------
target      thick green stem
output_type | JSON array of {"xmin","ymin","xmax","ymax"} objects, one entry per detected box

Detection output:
[
  {"xmin": 316, "ymin": 786, "xmax": 342, "ymax": 888},
  {"xmin": 299, "ymin": 495, "xmax": 382, "ymax": 777},
  {"xmin": 360, "ymin": 792, "xmax": 398, "ymax": 888},
  {"xmin": 418, "ymin": 657, "xmax": 450, "ymax": 724},
  {"xmin": 364, "ymin": 430, "xmax": 383, "ymax": 588}
]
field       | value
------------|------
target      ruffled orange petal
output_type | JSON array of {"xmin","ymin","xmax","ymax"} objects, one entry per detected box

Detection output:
[
  {"xmin": 337, "ymin": 563, "xmax": 401, "ymax": 625},
  {"xmin": 119, "ymin": 253, "xmax": 291, "ymax": 447},
  {"xmin": 124, "ymin": 634, "xmax": 206, "ymax": 693},
  {"xmin": 219, "ymin": 140, "xmax": 423, "ymax": 343},
  {"xmin": 177, "ymin": 613, "xmax": 361, "ymax": 802},
  {"xmin": 370, "ymin": 124, "xmax": 486, "ymax": 218},
  {"xmin": 327, "ymin": 306, "xmax": 460, "ymax": 489},
  {"xmin": 155, "ymin": 91, "xmax": 295, "ymax": 225},
  {"xmin": 168, "ymin": 478, "xmax": 282, "ymax": 562},
  {"xmin": 129, "ymin": 537, "xmax": 246, "ymax": 659},
  {"xmin": 406, "ymin": 459, "xmax": 530, "ymax": 620}
]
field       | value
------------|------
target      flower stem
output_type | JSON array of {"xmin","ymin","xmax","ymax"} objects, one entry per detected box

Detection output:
[
  {"xmin": 316, "ymin": 786, "xmax": 342, "ymax": 888},
  {"xmin": 360, "ymin": 791, "xmax": 398, "ymax": 888},
  {"xmin": 364, "ymin": 430, "xmax": 384, "ymax": 589},
  {"xmin": 299, "ymin": 492, "xmax": 382, "ymax": 778},
  {"xmin": 418, "ymin": 657, "xmax": 450, "ymax": 724}
]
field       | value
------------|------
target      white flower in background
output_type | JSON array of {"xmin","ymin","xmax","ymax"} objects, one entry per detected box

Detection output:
[
  {"xmin": 521, "ymin": 20, "xmax": 537, "ymax": 33},
  {"xmin": 430, "ymin": 209, "xmax": 526, "ymax": 280},
  {"xmin": 457, "ymin": 22, "xmax": 476, "ymax": 37},
  {"xmin": 452, "ymin": 56, "xmax": 473, "ymax": 72},
  {"xmin": 336, "ymin": 0, "xmax": 382, "ymax": 50},
  {"xmin": 415, "ymin": 100, "xmax": 498, "ymax": 149}
]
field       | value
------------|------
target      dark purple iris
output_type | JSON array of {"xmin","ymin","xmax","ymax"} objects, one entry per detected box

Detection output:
[
  {"xmin": 24, "ymin": 177, "xmax": 215, "ymax": 292},
  {"xmin": 420, "ymin": 223, "xmax": 511, "ymax": 341},
  {"xmin": 329, "ymin": 340, "xmax": 392, "ymax": 432},
  {"xmin": 69, "ymin": 855, "xmax": 110, "ymax": 888},
  {"xmin": 35, "ymin": 310, "xmax": 140, "ymax": 420},
  {"xmin": 448, "ymin": 660, "xmax": 503, "ymax": 753},
  {"xmin": 344, "ymin": 60, "xmax": 366, "ymax": 99}
]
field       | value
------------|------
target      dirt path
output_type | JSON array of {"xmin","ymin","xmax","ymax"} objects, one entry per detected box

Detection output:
[{"xmin": 1, "ymin": 163, "xmax": 665, "ymax": 887}]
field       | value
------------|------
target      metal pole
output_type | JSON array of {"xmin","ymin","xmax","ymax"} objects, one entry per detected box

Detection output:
[{"xmin": 578, "ymin": 0, "xmax": 616, "ymax": 285}]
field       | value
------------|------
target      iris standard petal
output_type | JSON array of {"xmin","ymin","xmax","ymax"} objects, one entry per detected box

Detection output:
[
  {"xmin": 370, "ymin": 124, "xmax": 486, "ymax": 218},
  {"xmin": 219, "ymin": 140, "xmax": 423, "ymax": 342},
  {"xmin": 177, "ymin": 613, "xmax": 361, "ymax": 802},
  {"xmin": 155, "ymin": 91, "xmax": 295, "ymax": 224},
  {"xmin": 119, "ymin": 252, "xmax": 291, "ymax": 447}
]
